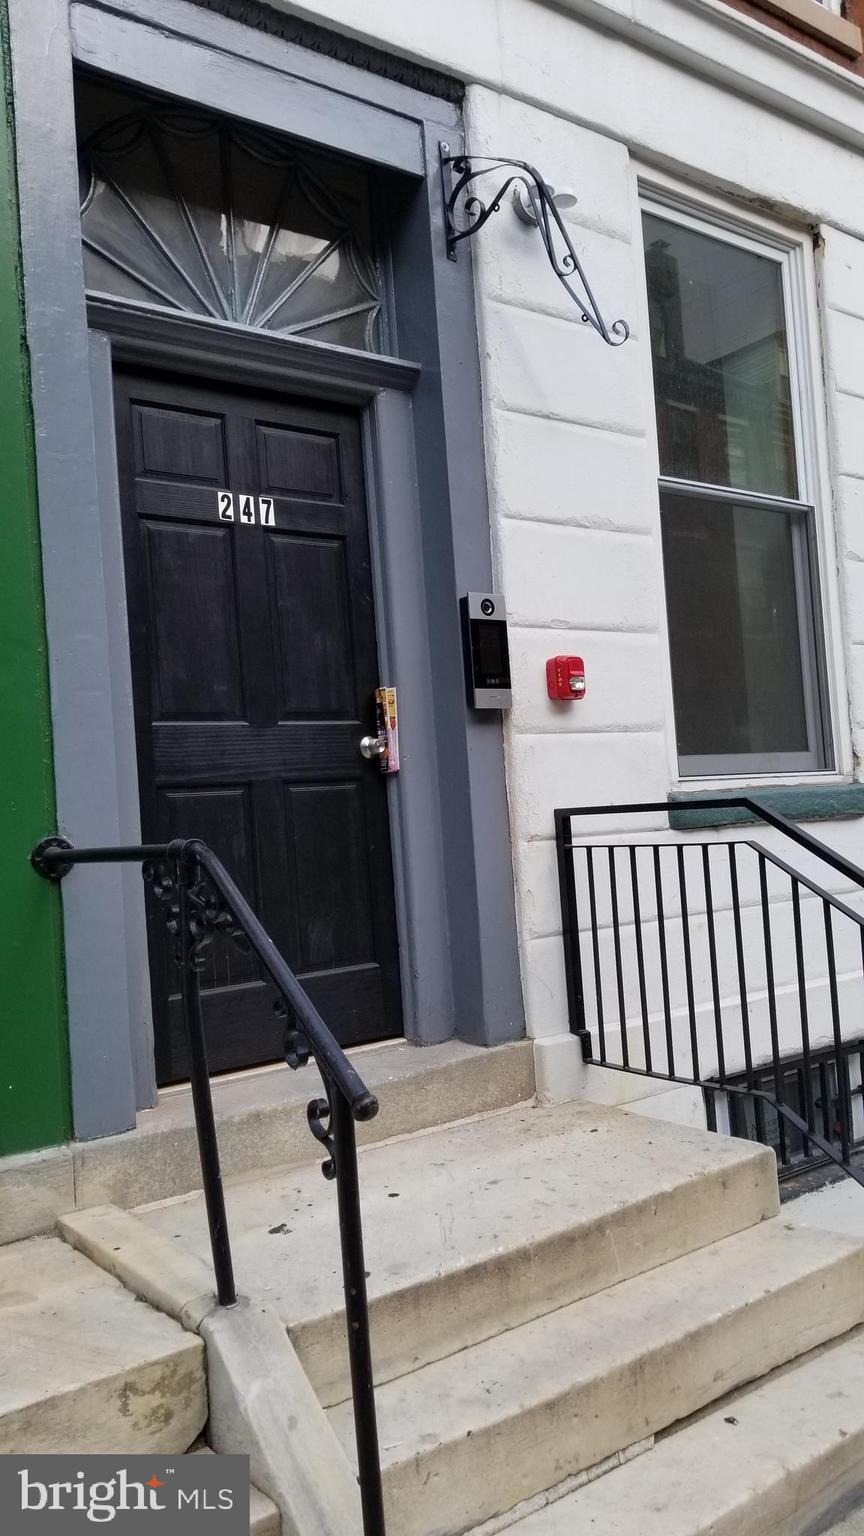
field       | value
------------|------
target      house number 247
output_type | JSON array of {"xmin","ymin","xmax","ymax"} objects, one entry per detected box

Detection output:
[{"xmin": 217, "ymin": 491, "xmax": 275, "ymax": 527}]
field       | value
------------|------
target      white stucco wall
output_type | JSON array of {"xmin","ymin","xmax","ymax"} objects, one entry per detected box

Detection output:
[{"xmin": 286, "ymin": 0, "xmax": 864, "ymax": 1114}]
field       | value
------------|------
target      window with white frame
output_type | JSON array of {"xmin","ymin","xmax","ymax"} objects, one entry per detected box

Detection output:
[{"xmin": 642, "ymin": 200, "xmax": 832, "ymax": 778}]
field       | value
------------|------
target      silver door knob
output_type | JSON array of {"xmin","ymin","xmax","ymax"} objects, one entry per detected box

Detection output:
[{"xmin": 360, "ymin": 734, "xmax": 386, "ymax": 760}]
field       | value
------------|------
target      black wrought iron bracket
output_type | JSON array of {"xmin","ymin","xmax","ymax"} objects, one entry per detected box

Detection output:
[{"xmin": 439, "ymin": 142, "xmax": 629, "ymax": 347}]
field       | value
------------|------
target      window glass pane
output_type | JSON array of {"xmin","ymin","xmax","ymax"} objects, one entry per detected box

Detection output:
[
  {"xmin": 644, "ymin": 213, "xmax": 797, "ymax": 498},
  {"xmin": 661, "ymin": 491, "xmax": 810, "ymax": 759}
]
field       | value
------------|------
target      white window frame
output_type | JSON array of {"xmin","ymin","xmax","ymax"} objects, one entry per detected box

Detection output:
[{"xmin": 638, "ymin": 174, "xmax": 848, "ymax": 788}]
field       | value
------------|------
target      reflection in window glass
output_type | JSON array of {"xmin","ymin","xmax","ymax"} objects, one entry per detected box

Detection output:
[
  {"xmin": 643, "ymin": 213, "xmax": 797, "ymax": 498},
  {"xmin": 642, "ymin": 205, "xmax": 829, "ymax": 775},
  {"xmin": 76, "ymin": 78, "xmax": 384, "ymax": 352},
  {"xmin": 661, "ymin": 492, "xmax": 809, "ymax": 759}
]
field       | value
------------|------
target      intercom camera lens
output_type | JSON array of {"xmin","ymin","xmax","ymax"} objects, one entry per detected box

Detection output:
[{"xmin": 480, "ymin": 599, "xmax": 495, "ymax": 616}]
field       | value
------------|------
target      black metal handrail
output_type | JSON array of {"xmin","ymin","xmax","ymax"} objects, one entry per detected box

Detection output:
[
  {"xmin": 31, "ymin": 833, "xmax": 387, "ymax": 1536},
  {"xmin": 554, "ymin": 798, "xmax": 864, "ymax": 1190}
]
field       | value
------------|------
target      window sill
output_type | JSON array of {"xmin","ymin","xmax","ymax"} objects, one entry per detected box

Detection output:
[
  {"xmin": 747, "ymin": 0, "xmax": 862, "ymax": 57},
  {"xmin": 668, "ymin": 783, "xmax": 864, "ymax": 829}
]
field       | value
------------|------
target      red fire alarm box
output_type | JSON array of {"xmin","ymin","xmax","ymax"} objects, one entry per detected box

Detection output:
[{"xmin": 546, "ymin": 655, "xmax": 586, "ymax": 701}]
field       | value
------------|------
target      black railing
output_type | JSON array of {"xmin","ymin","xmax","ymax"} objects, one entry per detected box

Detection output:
[
  {"xmin": 555, "ymin": 799, "xmax": 864, "ymax": 1189},
  {"xmin": 715, "ymin": 1039, "xmax": 864, "ymax": 1181},
  {"xmin": 31, "ymin": 833, "xmax": 386, "ymax": 1536}
]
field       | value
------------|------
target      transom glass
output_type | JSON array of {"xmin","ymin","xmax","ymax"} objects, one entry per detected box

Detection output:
[{"xmin": 77, "ymin": 82, "xmax": 384, "ymax": 352}]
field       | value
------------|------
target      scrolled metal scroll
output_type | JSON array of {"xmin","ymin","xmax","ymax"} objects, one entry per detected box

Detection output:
[
  {"xmin": 440, "ymin": 148, "xmax": 629, "ymax": 347},
  {"xmin": 143, "ymin": 853, "xmax": 250, "ymax": 964}
]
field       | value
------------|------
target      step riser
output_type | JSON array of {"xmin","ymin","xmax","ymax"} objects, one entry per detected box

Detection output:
[
  {"xmin": 708, "ymin": 1456, "xmax": 864, "ymax": 1536},
  {"xmin": 498, "ymin": 1331, "xmax": 864, "ymax": 1536},
  {"xmin": 377, "ymin": 1247, "xmax": 864, "ymax": 1536},
  {"xmin": 298, "ymin": 1154, "xmax": 778, "ymax": 1406},
  {"xmin": 0, "ymin": 1236, "xmax": 208, "ymax": 1458},
  {"xmin": 0, "ymin": 1358, "xmax": 207, "ymax": 1457}
]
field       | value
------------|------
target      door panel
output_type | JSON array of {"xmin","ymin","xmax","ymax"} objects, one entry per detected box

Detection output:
[
  {"xmin": 270, "ymin": 534, "xmax": 356, "ymax": 717},
  {"xmin": 114, "ymin": 370, "xmax": 402, "ymax": 1082},
  {"xmin": 143, "ymin": 521, "xmax": 245, "ymax": 720},
  {"xmin": 258, "ymin": 424, "xmax": 341, "ymax": 500},
  {"xmin": 288, "ymin": 782, "xmax": 377, "ymax": 969}
]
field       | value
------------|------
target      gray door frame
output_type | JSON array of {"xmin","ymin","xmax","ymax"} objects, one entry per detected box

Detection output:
[{"xmin": 9, "ymin": 0, "xmax": 525, "ymax": 1141}]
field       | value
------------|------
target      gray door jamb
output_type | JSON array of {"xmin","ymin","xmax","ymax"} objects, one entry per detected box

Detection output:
[{"xmin": 9, "ymin": 0, "xmax": 138, "ymax": 1139}]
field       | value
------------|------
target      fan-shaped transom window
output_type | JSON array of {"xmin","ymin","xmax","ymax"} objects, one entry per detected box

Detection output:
[{"xmin": 78, "ymin": 99, "xmax": 384, "ymax": 352}]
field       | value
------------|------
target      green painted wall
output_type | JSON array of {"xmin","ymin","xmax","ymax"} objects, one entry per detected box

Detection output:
[{"xmin": 0, "ymin": 0, "xmax": 71, "ymax": 1155}]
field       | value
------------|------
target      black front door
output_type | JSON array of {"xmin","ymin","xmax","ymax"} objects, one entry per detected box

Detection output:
[{"xmin": 114, "ymin": 369, "xmax": 402, "ymax": 1082}]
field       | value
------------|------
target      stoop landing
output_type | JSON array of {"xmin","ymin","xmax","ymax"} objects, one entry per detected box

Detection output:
[
  {"xmin": 134, "ymin": 1097, "xmax": 779, "ymax": 1406},
  {"xmin": 0, "ymin": 1038, "xmax": 535, "ymax": 1245}
]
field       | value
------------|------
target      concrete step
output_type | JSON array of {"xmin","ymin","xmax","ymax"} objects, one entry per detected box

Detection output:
[
  {"xmin": 490, "ymin": 1328, "xmax": 864, "ymax": 1536},
  {"xmin": 0, "ymin": 1235, "xmax": 207, "ymax": 1455},
  {"xmin": 824, "ymin": 1511, "xmax": 864, "ymax": 1536},
  {"xmin": 135, "ymin": 1098, "xmax": 778, "ymax": 1405},
  {"xmin": 191, "ymin": 1448, "xmax": 280, "ymax": 1536},
  {"xmin": 0, "ymin": 1040, "xmax": 534, "ymax": 1246},
  {"xmin": 327, "ymin": 1218, "xmax": 864, "ymax": 1536}
]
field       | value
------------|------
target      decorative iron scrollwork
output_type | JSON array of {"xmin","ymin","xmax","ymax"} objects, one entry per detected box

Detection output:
[
  {"xmin": 274, "ymin": 997, "xmax": 338, "ymax": 1180},
  {"xmin": 275, "ymin": 995, "xmax": 313, "ymax": 1070},
  {"xmin": 439, "ymin": 144, "xmax": 629, "ymax": 347},
  {"xmin": 307, "ymin": 1080, "xmax": 337, "ymax": 1181},
  {"xmin": 143, "ymin": 855, "xmax": 249, "ymax": 964}
]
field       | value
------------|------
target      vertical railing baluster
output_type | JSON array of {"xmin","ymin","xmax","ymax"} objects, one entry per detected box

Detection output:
[
  {"xmin": 791, "ymin": 878, "xmax": 816, "ymax": 1146},
  {"xmin": 586, "ymin": 846, "xmax": 606, "ymax": 1064},
  {"xmin": 823, "ymin": 901, "xmax": 851, "ymax": 1165},
  {"xmin": 177, "ymin": 855, "xmax": 237, "ymax": 1309},
  {"xmin": 858, "ymin": 933, "xmax": 864, "ymax": 1151},
  {"xmin": 331, "ymin": 1088, "xmax": 387, "ymax": 1536},
  {"xmin": 653, "ymin": 847, "xmax": 674, "ymax": 1077},
  {"xmin": 728, "ymin": 844, "xmax": 752, "ymax": 1089},
  {"xmin": 753, "ymin": 1094, "xmax": 768, "ymax": 1148},
  {"xmin": 609, "ymin": 847, "xmax": 629, "ymax": 1070},
  {"xmin": 629, "ymin": 847, "xmax": 652, "ymax": 1073},
  {"xmin": 859, "ymin": 1043, "xmax": 864, "ymax": 1143},
  {"xmin": 758, "ymin": 852, "xmax": 788, "ymax": 1166},
  {"xmin": 555, "ymin": 811, "xmax": 585, "ymax": 1038},
  {"xmin": 841, "ymin": 1052, "xmax": 854, "ymax": 1160},
  {"xmin": 795, "ymin": 1067, "xmax": 809, "ymax": 1161},
  {"xmin": 819, "ymin": 1060, "xmax": 832, "ymax": 1143},
  {"xmin": 702, "ymin": 845, "xmax": 725, "ymax": 1087},
  {"xmin": 677, "ymin": 846, "xmax": 699, "ymax": 1081}
]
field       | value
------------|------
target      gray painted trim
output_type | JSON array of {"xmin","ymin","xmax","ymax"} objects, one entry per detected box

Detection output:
[
  {"xmin": 668, "ymin": 785, "xmax": 864, "ymax": 829},
  {"xmin": 70, "ymin": 1, "xmax": 425, "ymax": 175},
  {"xmin": 88, "ymin": 299, "xmax": 421, "ymax": 398},
  {"xmin": 88, "ymin": 334, "xmax": 157, "ymax": 1109},
  {"xmin": 184, "ymin": 0, "xmax": 464, "ymax": 102},
  {"xmin": 80, "ymin": 0, "xmax": 463, "ymax": 130},
  {"xmin": 387, "ymin": 127, "xmax": 525, "ymax": 1046},
  {"xmin": 81, "ymin": 0, "xmax": 520, "ymax": 1049},
  {"xmin": 9, "ymin": 0, "xmax": 138, "ymax": 1139},
  {"xmin": 363, "ymin": 392, "xmax": 455, "ymax": 1041},
  {"xmin": 9, "ymin": 0, "xmax": 524, "ymax": 1140}
]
